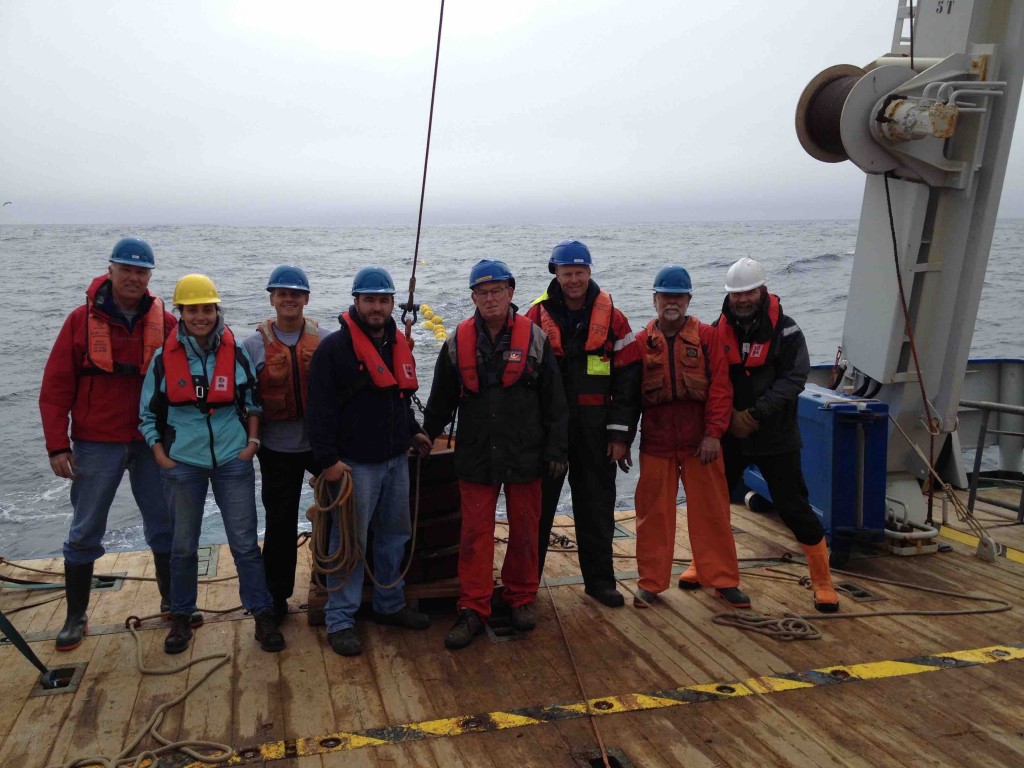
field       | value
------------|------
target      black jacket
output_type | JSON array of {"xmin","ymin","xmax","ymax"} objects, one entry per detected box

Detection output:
[
  {"xmin": 422, "ymin": 309, "xmax": 568, "ymax": 484},
  {"xmin": 527, "ymin": 279, "xmax": 641, "ymax": 443},
  {"xmin": 716, "ymin": 293, "xmax": 809, "ymax": 456},
  {"xmin": 307, "ymin": 307, "xmax": 422, "ymax": 468}
]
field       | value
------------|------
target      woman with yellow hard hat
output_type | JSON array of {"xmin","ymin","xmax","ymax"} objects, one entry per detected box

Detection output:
[{"xmin": 140, "ymin": 274, "xmax": 285, "ymax": 656}]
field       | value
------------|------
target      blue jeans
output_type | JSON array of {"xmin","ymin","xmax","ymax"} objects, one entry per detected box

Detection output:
[
  {"xmin": 325, "ymin": 455, "xmax": 410, "ymax": 633},
  {"xmin": 162, "ymin": 457, "xmax": 273, "ymax": 616},
  {"xmin": 64, "ymin": 440, "xmax": 172, "ymax": 565}
]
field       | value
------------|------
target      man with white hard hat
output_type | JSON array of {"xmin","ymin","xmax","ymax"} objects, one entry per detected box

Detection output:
[{"xmin": 714, "ymin": 257, "xmax": 839, "ymax": 613}]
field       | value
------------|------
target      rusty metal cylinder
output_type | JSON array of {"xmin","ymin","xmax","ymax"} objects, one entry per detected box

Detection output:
[{"xmin": 795, "ymin": 65, "xmax": 866, "ymax": 163}]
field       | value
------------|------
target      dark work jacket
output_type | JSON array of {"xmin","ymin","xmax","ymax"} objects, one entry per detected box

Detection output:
[
  {"xmin": 306, "ymin": 307, "xmax": 421, "ymax": 468},
  {"xmin": 525, "ymin": 279, "xmax": 641, "ymax": 445},
  {"xmin": 422, "ymin": 308, "xmax": 568, "ymax": 485},
  {"xmin": 715, "ymin": 293, "xmax": 809, "ymax": 456}
]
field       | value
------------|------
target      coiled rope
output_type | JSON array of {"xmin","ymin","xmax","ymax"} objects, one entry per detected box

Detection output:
[
  {"xmin": 307, "ymin": 457, "xmax": 422, "ymax": 591},
  {"xmin": 710, "ymin": 564, "xmax": 1012, "ymax": 641},
  {"xmin": 54, "ymin": 617, "xmax": 232, "ymax": 768}
]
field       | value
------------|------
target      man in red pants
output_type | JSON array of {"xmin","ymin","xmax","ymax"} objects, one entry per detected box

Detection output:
[
  {"xmin": 632, "ymin": 266, "xmax": 750, "ymax": 609},
  {"xmin": 423, "ymin": 259, "xmax": 568, "ymax": 650}
]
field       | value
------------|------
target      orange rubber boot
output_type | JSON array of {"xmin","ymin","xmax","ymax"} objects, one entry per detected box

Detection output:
[
  {"xmin": 677, "ymin": 562, "xmax": 701, "ymax": 590},
  {"xmin": 801, "ymin": 540, "xmax": 839, "ymax": 613}
]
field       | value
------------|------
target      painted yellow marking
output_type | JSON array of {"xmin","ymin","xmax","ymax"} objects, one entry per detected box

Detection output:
[
  {"xmin": 188, "ymin": 641, "xmax": 1024, "ymax": 766},
  {"xmin": 943, "ymin": 645, "xmax": 1024, "ymax": 663},
  {"xmin": 841, "ymin": 660, "xmax": 935, "ymax": 680},
  {"xmin": 744, "ymin": 676, "xmax": 816, "ymax": 694},
  {"xmin": 940, "ymin": 525, "xmax": 1024, "ymax": 564}
]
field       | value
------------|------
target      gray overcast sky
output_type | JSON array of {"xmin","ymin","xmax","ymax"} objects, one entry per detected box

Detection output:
[{"xmin": 2, "ymin": 1, "xmax": 1022, "ymax": 226}]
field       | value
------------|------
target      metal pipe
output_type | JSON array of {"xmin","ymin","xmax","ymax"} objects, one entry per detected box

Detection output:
[{"xmin": 884, "ymin": 520, "xmax": 940, "ymax": 540}]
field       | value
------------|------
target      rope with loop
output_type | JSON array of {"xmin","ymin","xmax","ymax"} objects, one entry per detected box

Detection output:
[
  {"xmin": 709, "ymin": 563, "xmax": 1011, "ymax": 641},
  {"xmin": 54, "ymin": 617, "xmax": 232, "ymax": 768},
  {"xmin": 307, "ymin": 457, "xmax": 423, "ymax": 591},
  {"xmin": 399, "ymin": 0, "xmax": 446, "ymax": 341}
]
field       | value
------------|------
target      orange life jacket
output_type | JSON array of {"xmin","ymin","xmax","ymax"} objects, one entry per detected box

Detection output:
[
  {"xmin": 537, "ymin": 290, "xmax": 613, "ymax": 357},
  {"xmin": 342, "ymin": 312, "xmax": 418, "ymax": 395},
  {"xmin": 717, "ymin": 294, "xmax": 781, "ymax": 369},
  {"xmin": 256, "ymin": 318, "xmax": 319, "ymax": 421},
  {"xmin": 456, "ymin": 313, "xmax": 533, "ymax": 393},
  {"xmin": 163, "ymin": 327, "xmax": 238, "ymax": 412},
  {"xmin": 640, "ymin": 316, "xmax": 709, "ymax": 406},
  {"xmin": 85, "ymin": 297, "xmax": 166, "ymax": 375}
]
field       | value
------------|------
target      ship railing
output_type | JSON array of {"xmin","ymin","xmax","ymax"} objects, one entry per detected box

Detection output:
[{"xmin": 959, "ymin": 399, "xmax": 1024, "ymax": 524}]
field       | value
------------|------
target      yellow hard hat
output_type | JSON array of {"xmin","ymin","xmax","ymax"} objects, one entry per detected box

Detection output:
[{"xmin": 173, "ymin": 274, "xmax": 222, "ymax": 306}]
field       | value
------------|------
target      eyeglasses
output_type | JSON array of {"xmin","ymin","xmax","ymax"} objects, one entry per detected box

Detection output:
[{"xmin": 473, "ymin": 286, "xmax": 507, "ymax": 299}]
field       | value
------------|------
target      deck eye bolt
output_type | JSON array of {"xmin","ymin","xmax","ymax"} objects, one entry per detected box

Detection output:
[
  {"xmin": 463, "ymin": 718, "xmax": 483, "ymax": 729},
  {"xmin": 716, "ymin": 685, "xmax": 736, "ymax": 694},
  {"xmin": 239, "ymin": 748, "xmax": 259, "ymax": 759},
  {"xmin": 593, "ymin": 700, "xmax": 614, "ymax": 710},
  {"xmin": 320, "ymin": 738, "xmax": 342, "ymax": 748},
  {"xmin": 991, "ymin": 650, "xmax": 1009, "ymax": 658},
  {"xmin": 830, "ymin": 669, "xmax": 851, "ymax": 680}
]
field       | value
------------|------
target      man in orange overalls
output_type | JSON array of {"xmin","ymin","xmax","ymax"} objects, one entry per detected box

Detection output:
[{"xmin": 631, "ymin": 266, "xmax": 750, "ymax": 609}]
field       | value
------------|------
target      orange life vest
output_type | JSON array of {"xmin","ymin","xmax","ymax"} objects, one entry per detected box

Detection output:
[
  {"xmin": 537, "ymin": 289, "xmax": 613, "ymax": 357},
  {"xmin": 640, "ymin": 316, "xmax": 709, "ymax": 406},
  {"xmin": 456, "ymin": 313, "xmax": 533, "ymax": 393},
  {"xmin": 85, "ymin": 297, "xmax": 166, "ymax": 375},
  {"xmin": 256, "ymin": 318, "xmax": 319, "ymax": 421},
  {"xmin": 342, "ymin": 312, "xmax": 418, "ymax": 395},
  {"xmin": 163, "ymin": 327, "xmax": 238, "ymax": 412},
  {"xmin": 717, "ymin": 294, "xmax": 781, "ymax": 369}
]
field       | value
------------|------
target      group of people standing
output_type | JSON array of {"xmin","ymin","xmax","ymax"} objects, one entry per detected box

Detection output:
[{"xmin": 39, "ymin": 235, "xmax": 838, "ymax": 660}]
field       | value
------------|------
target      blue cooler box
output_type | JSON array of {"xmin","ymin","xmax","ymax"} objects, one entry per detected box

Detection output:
[{"xmin": 743, "ymin": 384, "xmax": 887, "ymax": 558}]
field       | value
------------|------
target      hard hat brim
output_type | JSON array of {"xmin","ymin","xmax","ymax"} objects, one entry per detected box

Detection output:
[
  {"xmin": 109, "ymin": 258, "xmax": 155, "ymax": 270},
  {"xmin": 724, "ymin": 280, "xmax": 767, "ymax": 293}
]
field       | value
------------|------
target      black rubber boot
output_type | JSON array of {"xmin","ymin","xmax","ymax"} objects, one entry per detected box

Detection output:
[{"xmin": 55, "ymin": 562, "xmax": 93, "ymax": 652}]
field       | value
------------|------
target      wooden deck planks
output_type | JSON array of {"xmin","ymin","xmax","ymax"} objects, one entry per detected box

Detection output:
[{"xmin": 3, "ymin": 501, "xmax": 1024, "ymax": 767}]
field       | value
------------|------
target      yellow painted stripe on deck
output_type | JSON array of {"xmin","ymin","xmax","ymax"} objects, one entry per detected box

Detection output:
[
  {"xmin": 940, "ymin": 525, "xmax": 1024, "ymax": 564},
  {"xmin": 191, "ymin": 642, "xmax": 1024, "ymax": 766}
]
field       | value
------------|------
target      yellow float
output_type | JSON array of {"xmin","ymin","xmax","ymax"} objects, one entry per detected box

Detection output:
[{"xmin": 422, "ymin": 320, "xmax": 435, "ymax": 331}]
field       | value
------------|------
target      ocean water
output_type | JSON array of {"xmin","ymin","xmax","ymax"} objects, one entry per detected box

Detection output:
[{"xmin": 1, "ymin": 221, "xmax": 1022, "ymax": 560}]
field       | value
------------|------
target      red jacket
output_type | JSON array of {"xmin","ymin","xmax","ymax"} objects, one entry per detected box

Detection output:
[
  {"xmin": 39, "ymin": 275, "xmax": 177, "ymax": 454},
  {"xmin": 636, "ymin": 317, "xmax": 732, "ymax": 457}
]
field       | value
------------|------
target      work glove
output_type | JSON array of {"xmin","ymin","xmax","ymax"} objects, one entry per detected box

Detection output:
[
  {"xmin": 548, "ymin": 460, "xmax": 568, "ymax": 478},
  {"xmin": 728, "ymin": 408, "xmax": 760, "ymax": 439}
]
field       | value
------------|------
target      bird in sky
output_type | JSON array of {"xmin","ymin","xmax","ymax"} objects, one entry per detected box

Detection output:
[{"xmin": 1, "ymin": 202, "xmax": 10, "ymax": 206}]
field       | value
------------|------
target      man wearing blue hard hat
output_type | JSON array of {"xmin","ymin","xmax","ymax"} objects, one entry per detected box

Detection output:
[
  {"xmin": 306, "ymin": 266, "xmax": 433, "ymax": 657},
  {"xmin": 242, "ymin": 265, "xmax": 324, "ymax": 625},
  {"xmin": 424, "ymin": 259, "xmax": 568, "ymax": 650},
  {"xmin": 39, "ymin": 237, "xmax": 178, "ymax": 651},
  {"xmin": 631, "ymin": 265, "xmax": 749, "ymax": 610},
  {"xmin": 525, "ymin": 239, "xmax": 641, "ymax": 608}
]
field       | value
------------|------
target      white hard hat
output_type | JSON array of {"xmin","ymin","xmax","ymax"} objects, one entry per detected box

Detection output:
[{"xmin": 724, "ymin": 257, "xmax": 767, "ymax": 293}]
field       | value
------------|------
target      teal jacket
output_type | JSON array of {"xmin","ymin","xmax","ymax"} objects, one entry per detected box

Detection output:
[{"xmin": 140, "ymin": 319, "xmax": 262, "ymax": 469}]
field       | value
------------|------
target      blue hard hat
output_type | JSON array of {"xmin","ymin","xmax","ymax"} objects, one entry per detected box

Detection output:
[
  {"xmin": 109, "ymin": 237, "xmax": 155, "ymax": 270},
  {"xmin": 653, "ymin": 265, "xmax": 693, "ymax": 294},
  {"xmin": 351, "ymin": 266, "xmax": 396, "ymax": 295},
  {"xmin": 548, "ymin": 239, "xmax": 592, "ymax": 274},
  {"xmin": 267, "ymin": 264, "xmax": 310, "ymax": 293},
  {"xmin": 469, "ymin": 259, "xmax": 515, "ymax": 290}
]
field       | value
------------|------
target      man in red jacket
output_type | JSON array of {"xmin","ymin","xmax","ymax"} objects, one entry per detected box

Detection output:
[
  {"xmin": 631, "ymin": 266, "xmax": 749, "ymax": 609},
  {"xmin": 39, "ymin": 238, "xmax": 178, "ymax": 652}
]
